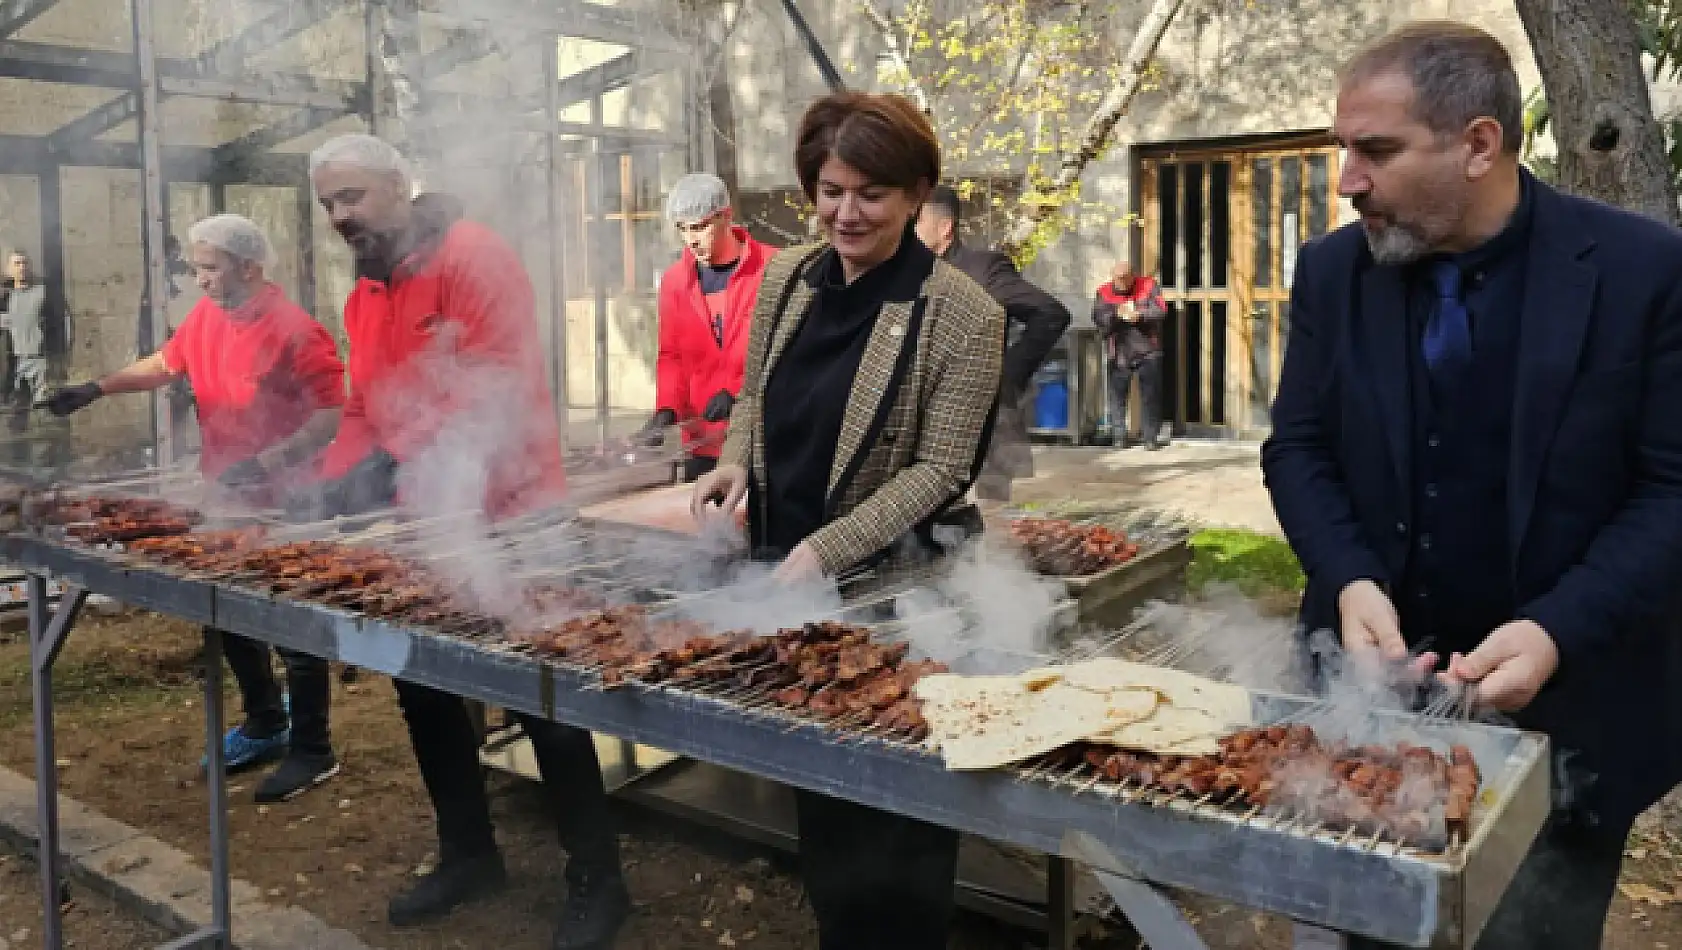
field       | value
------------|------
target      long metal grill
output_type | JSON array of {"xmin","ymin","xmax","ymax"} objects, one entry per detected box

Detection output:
[{"xmin": 8, "ymin": 477, "xmax": 1551, "ymax": 948}]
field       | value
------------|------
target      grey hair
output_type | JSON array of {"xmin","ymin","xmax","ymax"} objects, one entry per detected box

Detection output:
[
  {"xmin": 1342, "ymin": 20, "xmax": 1523, "ymax": 154},
  {"xmin": 665, "ymin": 173, "xmax": 731, "ymax": 225},
  {"xmin": 187, "ymin": 213, "xmax": 273, "ymax": 269},
  {"xmin": 308, "ymin": 133, "xmax": 415, "ymax": 195}
]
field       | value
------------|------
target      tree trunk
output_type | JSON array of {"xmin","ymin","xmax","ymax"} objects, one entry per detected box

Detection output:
[
  {"xmin": 1514, "ymin": 0, "xmax": 1679, "ymax": 225},
  {"xmin": 997, "ymin": 0, "xmax": 1187, "ymax": 260}
]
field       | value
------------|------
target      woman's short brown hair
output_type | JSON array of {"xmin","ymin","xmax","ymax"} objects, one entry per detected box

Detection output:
[{"xmin": 794, "ymin": 92, "xmax": 940, "ymax": 202}]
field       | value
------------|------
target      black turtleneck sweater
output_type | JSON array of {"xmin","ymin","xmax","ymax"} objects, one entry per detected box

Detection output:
[{"xmin": 759, "ymin": 229, "xmax": 935, "ymax": 555}]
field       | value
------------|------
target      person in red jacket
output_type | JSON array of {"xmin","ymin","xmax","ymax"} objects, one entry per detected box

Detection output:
[
  {"xmin": 1092, "ymin": 260, "xmax": 1169, "ymax": 450},
  {"xmin": 634, "ymin": 173, "xmax": 773, "ymax": 481},
  {"xmin": 46, "ymin": 214, "xmax": 347, "ymax": 803},
  {"xmin": 306, "ymin": 133, "xmax": 628, "ymax": 950}
]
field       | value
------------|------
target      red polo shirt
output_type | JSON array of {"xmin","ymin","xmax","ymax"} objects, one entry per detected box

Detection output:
[{"xmin": 160, "ymin": 283, "xmax": 345, "ymax": 483}]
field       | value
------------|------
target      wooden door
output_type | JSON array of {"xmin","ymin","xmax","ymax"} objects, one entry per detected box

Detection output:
[{"xmin": 1141, "ymin": 140, "xmax": 1340, "ymax": 437}]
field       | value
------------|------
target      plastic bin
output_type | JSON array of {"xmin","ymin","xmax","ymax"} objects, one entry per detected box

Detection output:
[{"xmin": 1035, "ymin": 378, "xmax": 1069, "ymax": 430}]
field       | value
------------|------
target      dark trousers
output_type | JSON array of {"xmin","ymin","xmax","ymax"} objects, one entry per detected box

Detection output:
[
  {"xmin": 1106, "ymin": 354, "xmax": 1163, "ymax": 445},
  {"xmin": 795, "ymin": 789, "xmax": 960, "ymax": 950},
  {"xmin": 218, "ymin": 628, "xmax": 331, "ymax": 756},
  {"xmin": 394, "ymin": 679, "xmax": 620, "ymax": 880},
  {"xmin": 683, "ymin": 454, "xmax": 718, "ymax": 483},
  {"xmin": 1349, "ymin": 808, "xmax": 1631, "ymax": 950}
]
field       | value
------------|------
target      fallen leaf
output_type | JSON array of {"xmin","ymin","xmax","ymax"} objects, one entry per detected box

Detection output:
[
  {"xmin": 701, "ymin": 918, "xmax": 713, "ymax": 930},
  {"xmin": 343, "ymin": 863, "xmax": 364, "ymax": 875},
  {"xmin": 1620, "ymin": 882, "xmax": 1677, "ymax": 906},
  {"xmin": 1629, "ymin": 848, "xmax": 1650, "ymax": 860},
  {"xmin": 734, "ymin": 886, "xmax": 754, "ymax": 904},
  {"xmin": 718, "ymin": 933, "xmax": 736, "ymax": 948},
  {"xmin": 294, "ymin": 873, "xmax": 309, "ymax": 886},
  {"xmin": 338, "ymin": 799, "xmax": 352, "ymax": 809},
  {"xmin": 256, "ymin": 806, "xmax": 270, "ymax": 816}
]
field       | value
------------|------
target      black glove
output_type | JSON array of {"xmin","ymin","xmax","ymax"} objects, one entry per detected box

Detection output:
[
  {"xmin": 218, "ymin": 457, "xmax": 268, "ymax": 490},
  {"xmin": 287, "ymin": 448, "xmax": 398, "ymax": 521},
  {"xmin": 634, "ymin": 408, "xmax": 678, "ymax": 446},
  {"xmin": 701, "ymin": 390, "xmax": 735, "ymax": 423},
  {"xmin": 45, "ymin": 382, "xmax": 102, "ymax": 417}
]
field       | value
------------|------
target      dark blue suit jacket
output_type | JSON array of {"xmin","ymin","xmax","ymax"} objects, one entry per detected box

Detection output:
[{"xmin": 1262, "ymin": 177, "xmax": 1682, "ymax": 826}]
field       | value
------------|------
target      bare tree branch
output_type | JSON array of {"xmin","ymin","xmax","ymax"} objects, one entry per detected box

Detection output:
[
  {"xmin": 860, "ymin": 0, "xmax": 933, "ymax": 113},
  {"xmin": 998, "ymin": 0, "xmax": 1188, "ymax": 259}
]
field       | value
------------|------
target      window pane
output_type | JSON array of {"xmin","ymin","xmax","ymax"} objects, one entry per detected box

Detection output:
[
  {"xmin": 1252, "ymin": 158, "xmax": 1272, "ymax": 289},
  {"xmin": 1281, "ymin": 156, "xmax": 1302, "ymax": 287},
  {"xmin": 1159, "ymin": 164, "xmax": 1180, "ymax": 288},
  {"xmin": 1307, "ymin": 154, "xmax": 1330, "ymax": 238},
  {"xmin": 1183, "ymin": 300, "xmax": 1203, "ymax": 424},
  {"xmin": 1210, "ymin": 162, "xmax": 1231, "ymax": 289},
  {"xmin": 1210, "ymin": 300, "xmax": 1228, "ymax": 426},
  {"xmin": 1184, "ymin": 162, "xmax": 1205, "ymax": 290},
  {"xmin": 1250, "ymin": 302, "xmax": 1272, "ymax": 429}
]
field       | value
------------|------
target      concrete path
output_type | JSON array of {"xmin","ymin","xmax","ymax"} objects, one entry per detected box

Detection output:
[
  {"xmin": 0, "ymin": 766, "xmax": 368, "ymax": 950},
  {"xmin": 1014, "ymin": 441, "xmax": 1279, "ymax": 535}
]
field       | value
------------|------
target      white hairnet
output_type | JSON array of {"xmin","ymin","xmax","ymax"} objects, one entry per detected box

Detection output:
[
  {"xmin": 665, "ymin": 173, "xmax": 731, "ymax": 225},
  {"xmin": 308, "ymin": 133, "xmax": 414, "ymax": 195},
  {"xmin": 186, "ymin": 213, "xmax": 273, "ymax": 269}
]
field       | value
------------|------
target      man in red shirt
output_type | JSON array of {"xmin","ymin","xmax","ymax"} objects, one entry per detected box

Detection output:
[
  {"xmin": 634, "ymin": 173, "xmax": 772, "ymax": 481},
  {"xmin": 46, "ymin": 214, "xmax": 346, "ymax": 802},
  {"xmin": 306, "ymin": 133, "xmax": 628, "ymax": 950},
  {"xmin": 1092, "ymin": 259, "xmax": 1168, "ymax": 450}
]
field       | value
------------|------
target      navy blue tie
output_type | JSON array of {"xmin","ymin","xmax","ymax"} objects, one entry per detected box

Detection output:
[{"xmin": 1423, "ymin": 260, "xmax": 1471, "ymax": 380}]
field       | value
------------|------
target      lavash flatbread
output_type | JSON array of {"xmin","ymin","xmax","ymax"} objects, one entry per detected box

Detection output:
[
  {"xmin": 1086, "ymin": 704, "xmax": 1226, "ymax": 757},
  {"xmin": 1052, "ymin": 658, "xmax": 1252, "ymax": 729},
  {"xmin": 914, "ymin": 672, "xmax": 1159, "ymax": 771}
]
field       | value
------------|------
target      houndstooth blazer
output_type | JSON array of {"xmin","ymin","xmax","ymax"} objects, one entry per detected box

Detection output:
[{"xmin": 720, "ymin": 241, "xmax": 1006, "ymax": 575}]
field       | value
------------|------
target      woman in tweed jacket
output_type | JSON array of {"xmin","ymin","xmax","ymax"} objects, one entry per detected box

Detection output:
[{"xmin": 692, "ymin": 93, "xmax": 1004, "ymax": 950}]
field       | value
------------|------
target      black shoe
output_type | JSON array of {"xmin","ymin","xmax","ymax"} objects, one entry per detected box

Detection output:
[
  {"xmin": 389, "ymin": 851, "xmax": 509, "ymax": 927},
  {"xmin": 552, "ymin": 869, "xmax": 631, "ymax": 949},
  {"xmin": 253, "ymin": 751, "xmax": 339, "ymax": 804}
]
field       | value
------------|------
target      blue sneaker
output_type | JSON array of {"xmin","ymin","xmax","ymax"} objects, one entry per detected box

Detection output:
[{"xmin": 201, "ymin": 724, "xmax": 289, "ymax": 773}]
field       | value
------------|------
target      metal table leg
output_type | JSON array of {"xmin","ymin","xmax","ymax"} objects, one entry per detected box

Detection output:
[
  {"xmin": 1092, "ymin": 869, "xmax": 1210, "ymax": 950},
  {"xmin": 198, "ymin": 627, "xmax": 231, "ymax": 947},
  {"xmin": 1047, "ymin": 856, "xmax": 1076, "ymax": 950},
  {"xmin": 29, "ymin": 574, "xmax": 87, "ymax": 950}
]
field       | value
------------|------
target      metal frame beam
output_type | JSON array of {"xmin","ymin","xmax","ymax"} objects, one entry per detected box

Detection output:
[
  {"xmin": 193, "ymin": 0, "xmax": 344, "ymax": 74},
  {"xmin": 774, "ymin": 0, "xmax": 843, "ymax": 91},
  {"xmin": 554, "ymin": 50, "xmax": 666, "ymax": 108},
  {"xmin": 441, "ymin": 0, "xmax": 678, "ymax": 51},
  {"xmin": 212, "ymin": 105, "xmax": 347, "ymax": 163},
  {"xmin": 418, "ymin": 26, "xmax": 505, "ymax": 82},
  {"xmin": 0, "ymin": 39, "xmax": 364, "ymax": 108},
  {"xmin": 0, "ymin": 134, "xmax": 307, "ymax": 183},
  {"xmin": 0, "ymin": 0, "xmax": 62, "ymax": 41},
  {"xmin": 43, "ymin": 92, "xmax": 134, "ymax": 153}
]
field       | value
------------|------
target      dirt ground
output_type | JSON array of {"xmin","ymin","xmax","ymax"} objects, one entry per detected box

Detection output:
[
  {"xmin": 4, "ymin": 611, "xmax": 1682, "ymax": 950},
  {"xmin": 0, "ymin": 850, "xmax": 167, "ymax": 950}
]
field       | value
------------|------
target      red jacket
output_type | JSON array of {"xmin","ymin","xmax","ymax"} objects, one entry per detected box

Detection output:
[
  {"xmin": 320, "ymin": 198, "xmax": 566, "ymax": 520},
  {"xmin": 655, "ymin": 228, "xmax": 773, "ymax": 458}
]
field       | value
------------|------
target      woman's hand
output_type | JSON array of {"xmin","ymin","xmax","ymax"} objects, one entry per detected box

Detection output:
[
  {"xmin": 691, "ymin": 463, "xmax": 749, "ymax": 523},
  {"xmin": 772, "ymin": 540, "xmax": 826, "ymax": 584}
]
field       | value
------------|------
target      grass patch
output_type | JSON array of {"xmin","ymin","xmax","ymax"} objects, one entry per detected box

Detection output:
[{"xmin": 1186, "ymin": 528, "xmax": 1305, "ymax": 599}]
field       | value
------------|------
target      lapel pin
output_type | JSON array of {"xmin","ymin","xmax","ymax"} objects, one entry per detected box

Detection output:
[{"xmin": 890, "ymin": 323, "xmax": 905, "ymax": 338}]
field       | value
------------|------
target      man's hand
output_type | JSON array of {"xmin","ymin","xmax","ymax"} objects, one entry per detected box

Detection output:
[
  {"xmin": 773, "ymin": 540, "xmax": 825, "ymax": 584},
  {"xmin": 634, "ymin": 408, "xmax": 678, "ymax": 447},
  {"xmin": 701, "ymin": 390, "xmax": 735, "ymax": 423},
  {"xmin": 217, "ymin": 457, "xmax": 268, "ymax": 490},
  {"xmin": 44, "ymin": 382, "xmax": 102, "ymax": 417},
  {"xmin": 1338, "ymin": 579, "xmax": 1405, "ymax": 658},
  {"xmin": 1443, "ymin": 620, "xmax": 1560, "ymax": 712}
]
